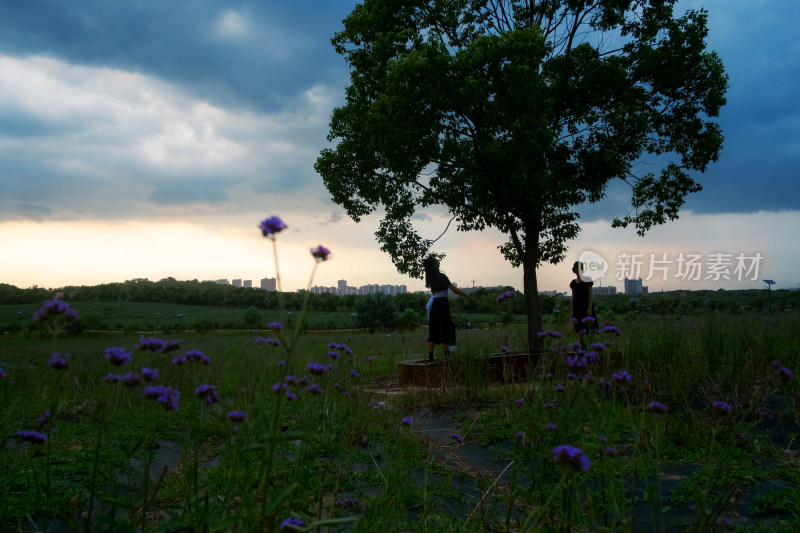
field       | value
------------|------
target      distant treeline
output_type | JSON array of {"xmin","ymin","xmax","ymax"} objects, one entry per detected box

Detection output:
[{"xmin": 0, "ymin": 278, "xmax": 795, "ymax": 318}]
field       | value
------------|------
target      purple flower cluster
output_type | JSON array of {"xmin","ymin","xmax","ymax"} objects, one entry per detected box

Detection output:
[
  {"xmin": 142, "ymin": 367, "xmax": 159, "ymax": 382},
  {"xmin": 515, "ymin": 398, "xmax": 525, "ymax": 407},
  {"xmin": 268, "ymin": 322, "xmax": 283, "ymax": 331},
  {"xmin": 310, "ymin": 245, "xmax": 331, "ymax": 261},
  {"xmin": 599, "ymin": 325, "xmax": 622, "ymax": 335},
  {"xmin": 135, "ymin": 336, "xmax": 181, "ymax": 353},
  {"xmin": 711, "ymin": 400, "xmax": 733, "ymax": 416},
  {"xmin": 228, "ymin": 411, "xmax": 247, "ymax": 423},
  {"xmin": 142, "ymin": 385, "xmax": 180, "ymax": 411},
  {"xmin": 610, "ymin": 370, "xmax": 632, "ymax": 391},
  {"xmin": 33, "ymin": 298, "xmax": 80, "ymax": 322},
  {"xmin": 105, "ymin": 347, "xmax": 132, "ymax": 366},
  {"xmin": 328, "ymin": 342, "xmax": 352, "ymax": 354},
  {"xmin": 259, "ymin": 216, "xmax": 287, "ymax": 237},
  {"xmin": 496, "ymin": 290, "xmax": 515, "ymax": 302},
  {"xmin": 335, "ymin": 497, "xmax": 359, "ymax": 508},
  {"xmin": 564, "ymin": 354, "xmax": 588, "ymax": 374},
  {"xmin": 647, "ymin": 402, "xmax": 668, "ymax": 415},
  {"xmin": 327, "ymin": 351, "xmax": 340, "ymax": 360},
  {"xmin": 16, "ymin": 430, "xmax": 47, "ymax": 444},
  {"xmin": 590, "ymin": 341, "xmax": 613, "ymax": 352},
  {"xmin": 172, "ymin": 349, "xmax": 211, "ymax": 365},
  {"xmin": 47, "ymin": 352, "xmax": 70, "ymax": 370},
  {"xmin": 280, "ymin": 517, "xmax": 303, "ymax": 530},
  {"xmin": 552, "ymin": 444, "xmax": 591, "ymax": 472},
  {"xmin": 771, "ymin": 360, "xmax": 794, "ymax": 385},
  {"xmin": 256, "ymin": 336, "xmax": 281, "ymax": 347},
  {"xmin": 545, "ymin": 423, "xmax": 559, "ymax": 432},
  {"xmin": 451, "ymin": 433, "xmax": 464, "ymax": 444},
  {"xmin": 537, "ymin": 329, "xmax": 564, "ymax": 340},
  {"xmin": 401, "ymin": 417, "xmax": 412, "ymax": 427},
  {"xmin": 306, "ymin": 362, "xmax": 327, "ymax": 375},
  {"xmin": 0, "ymin": 367, "xmax": 5, "ymax": 379},
  {"xmin": 195, "ymin": 384, "xmax": 220, "ymax": 404},
  {"xmin": 121, "ymin": 372, "xmax": 142, "ymax": 387}
]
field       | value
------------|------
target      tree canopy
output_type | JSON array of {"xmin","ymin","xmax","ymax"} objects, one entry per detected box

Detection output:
[{"xmin": 316, "ymin": 0, "xmax": 728, "ymax": 349}]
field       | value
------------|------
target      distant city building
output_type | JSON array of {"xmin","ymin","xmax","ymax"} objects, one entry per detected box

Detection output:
[
  {"xmin": 624, "ymin": 277, "xmax": 648, "ymax": 295},
  {"xmin": 261, "ymin": 277, "xmax": 277, "ymax": 291},
  {"xmin": 232, "ymin": 279, "xmax": 242, "ymax": 288},
  {"xmin": 309, "ymin": 280, "xmax": 407, "ymax": 296},
  {"xmin": 593, "ymin": 285, "xmax": 617, "ymax": 296},
  {"xmin": 215, "ymin": 279, "xmax": 229, "ymax": 285},
  {"xmin": 243, "ymin": 280, "xmax": 252, "ymax": 288}
]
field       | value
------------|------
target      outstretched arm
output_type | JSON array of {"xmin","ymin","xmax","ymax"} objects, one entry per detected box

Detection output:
[{"xmin": 448, "ymin": 284, "xmax": 472, "ymax": 301}]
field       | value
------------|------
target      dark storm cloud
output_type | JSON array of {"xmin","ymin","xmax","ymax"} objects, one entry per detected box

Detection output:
[
  {"xmin": 0, "ymin": 0, "xmax": 353, "ymax": 113},
  {"xmin": 0, "ymin": 0, "xmax": 797, "ymax": 226}
]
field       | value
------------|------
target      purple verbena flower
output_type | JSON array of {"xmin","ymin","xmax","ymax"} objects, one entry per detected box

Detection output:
[
  {"xmin": 553, "ymin": 384, "xmax": 567, "ymax": 393},
  {"xmin": 776, "ymin": 366, "xmax": 794, "ymax": 384},
  {"xmin": 105, "ymin": 347, "xmax": 132, "ymax": 366},
  {"xmin": 255, "ymin": 336, "xmax": 267, "ymax": 345},
  {"xmin": 121, "ymin": 372, "xmax": 142, "ymax": 387},
  {"xmin": 17, "ymin": 430, "xmax": 47, "ymax": 444},
  {"xmin": 195, "ymin": 384, "xmax": 220, "ymax": 404},
  {"xmin": 142, "ymin": 385, "xmax": 180, "ymax": 411},
  {"xmin": 141, "ymin": 367, "xmax": 159, "ymax": 382},
  {"xmin": 102, "ymin": 373, "xmax": 121, "ymax": 383},
  {"xmin": 401, "ymin": 417, "xmax": 412, "ymax": 426},
  {"xmin": 279, "ymin": 517, "xmax": 303, "ymax": 530},
  {"xmin": 306, "ymin": 362, "xmax": 326, "ymax": 375},
  {"xmin": 0, "ymin": 367, "xmax": 5, "ymax": 379},
  {"xmin": 47, "ymin": 352, "xmax": 70, "ymax": 370},
  {"xmin": 599, "ymin": 325, "xmax": 622, "ymax": 335},
  {"xmin": 277, "ymin": 360, "xmax": 286, "ymax": 367},
  {"xmin": 327, "ymin": 351, "xmax": 340, "ymax": 360},
  {"xmin": 515, "ymin": 398, "xmax": 525, "ymax": 407},
  {"xmin": 451, "ymin": 433, "xmax": 464, "ymax": 444},
  {"xmin": 228, "ymin": 411, "xmax": 247, "ymax": 423},
  {"xmin": 285, "ymin": 391, "xmax": 297, "ymax": 401},
  {"xmin": 310, "ymin": 245, "xmax": 331, "ymax": 261},
  {"xmin": 268, "ymin": 322, "xmax": 283, "ymax": 332},
  {"xmin": 272, "ymin": 382, "xmax": 288, "ymax": 394},
  {"xmin": 515, "ymin": 431, "xmax": 525, "ymax": 439},
  {"xmin": 711, "ymin": 400, "xmax": 733, "ymax": 416},
  {"xmin": 35, "ymin": 411, "xmax": 51, "ymax": 426},
  {"xmin": 135, "ymin": 336, "xmax": 167, "ymax": 352},
  {"xmin": 545, "ymin": 423, "xmax": 558, "ymax": 431},
  {"xmin": 350, "ymin": 369, "xmax": 358, "ymax": 377},
  {"xmin": 647, "ymin": 402, "xmax": 668, "ymax": 415},
  {"xmin": 496, "ymin": 290, "xmax": 515, "ymax": 302},
  {"xmin": 182, "ymin": 349, "xmax": 211, "ymax": 364},
  {"xmin": 297, "ymin": 376, "xmax": 311, "ymax": 387},
  {"xmin": 552, "ymin": 444, "xmax": 591, "ymax": 472},
  {"xmin": 259, "ymin": 216, "xmax": 287, "ymax": 237},
  {"xmin": 306, "ymin": 384, "xmax": 324, "ymax": 395},
  {"xmin": 32, "ymin": 298, "xmax": 80, "ymax": 322}
]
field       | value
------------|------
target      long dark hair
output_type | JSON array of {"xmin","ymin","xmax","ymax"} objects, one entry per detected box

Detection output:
[{"xmin": 423, "ymin": 255, "xmax": 444, "ymax": 289}]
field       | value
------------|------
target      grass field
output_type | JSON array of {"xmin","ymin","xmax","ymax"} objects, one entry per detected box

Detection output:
[{"xmin": 1, "ymin": 299, "xmax": 798, "ymax": 532}]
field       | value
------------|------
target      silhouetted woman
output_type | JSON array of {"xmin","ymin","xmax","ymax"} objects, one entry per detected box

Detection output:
[
  {"xmin": 423, "ymin": 255, "xmax": 471, "ymax": 362},
  {"xmin": 570, "ymin": 261, "xmax": 598, "ymax": 349}
]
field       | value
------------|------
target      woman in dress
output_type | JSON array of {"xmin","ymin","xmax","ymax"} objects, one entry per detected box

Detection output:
[
  {"xmin": 423, "ymin": 255, "xmax": 472, "ymax": 362},
  {"xmin": 570, "ymin": 261, "xmax": 598, "ymax": 349}
]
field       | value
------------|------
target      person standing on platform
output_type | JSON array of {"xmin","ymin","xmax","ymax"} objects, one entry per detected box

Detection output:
[{"xmin": 423, "ymin": 255, "xmax": 472, "ymax": 363}]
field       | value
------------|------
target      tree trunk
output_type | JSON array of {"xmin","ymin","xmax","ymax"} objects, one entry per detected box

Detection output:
[{"xmin": 522, "ymin": 226, "xmax": 543, "ymax": 353}]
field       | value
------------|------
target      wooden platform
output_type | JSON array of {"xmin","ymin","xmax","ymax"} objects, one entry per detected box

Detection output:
[{"xmin": 397, "ymin": 359, "xmax": 456, "ymax": 386}]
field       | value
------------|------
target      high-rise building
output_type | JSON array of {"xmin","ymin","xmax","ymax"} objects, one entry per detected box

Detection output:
[
  {"xmin": 593, "ymin": 286, "xmax": 617, "ymax": 296},
  {"xmin": 624, "ymin": 277, "xmax": 648, "ymax": 295},
  {"xmin": 261, "ymin": 278, "xmax": 277, "ymax": 291},
  {"xmin": 215, "ymin": 279, "xmax": 229, "ymax": 285},
  {"xmin": 232, "ymin": 279, "xmax": 242, "ymax": 288},
  {"xmin": 243, "ymin": 280, "xmax": 252, "ymax": 288}
]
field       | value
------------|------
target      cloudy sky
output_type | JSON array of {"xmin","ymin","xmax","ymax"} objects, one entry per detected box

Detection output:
[{"xmin": 1, "ymin": 0, "xmax": 798, "ymax": 294}]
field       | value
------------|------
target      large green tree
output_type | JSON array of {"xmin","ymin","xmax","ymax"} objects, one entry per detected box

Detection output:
[{"xmin": 316, "ymin": 0, "xmax": 727, "ymax": 350}]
